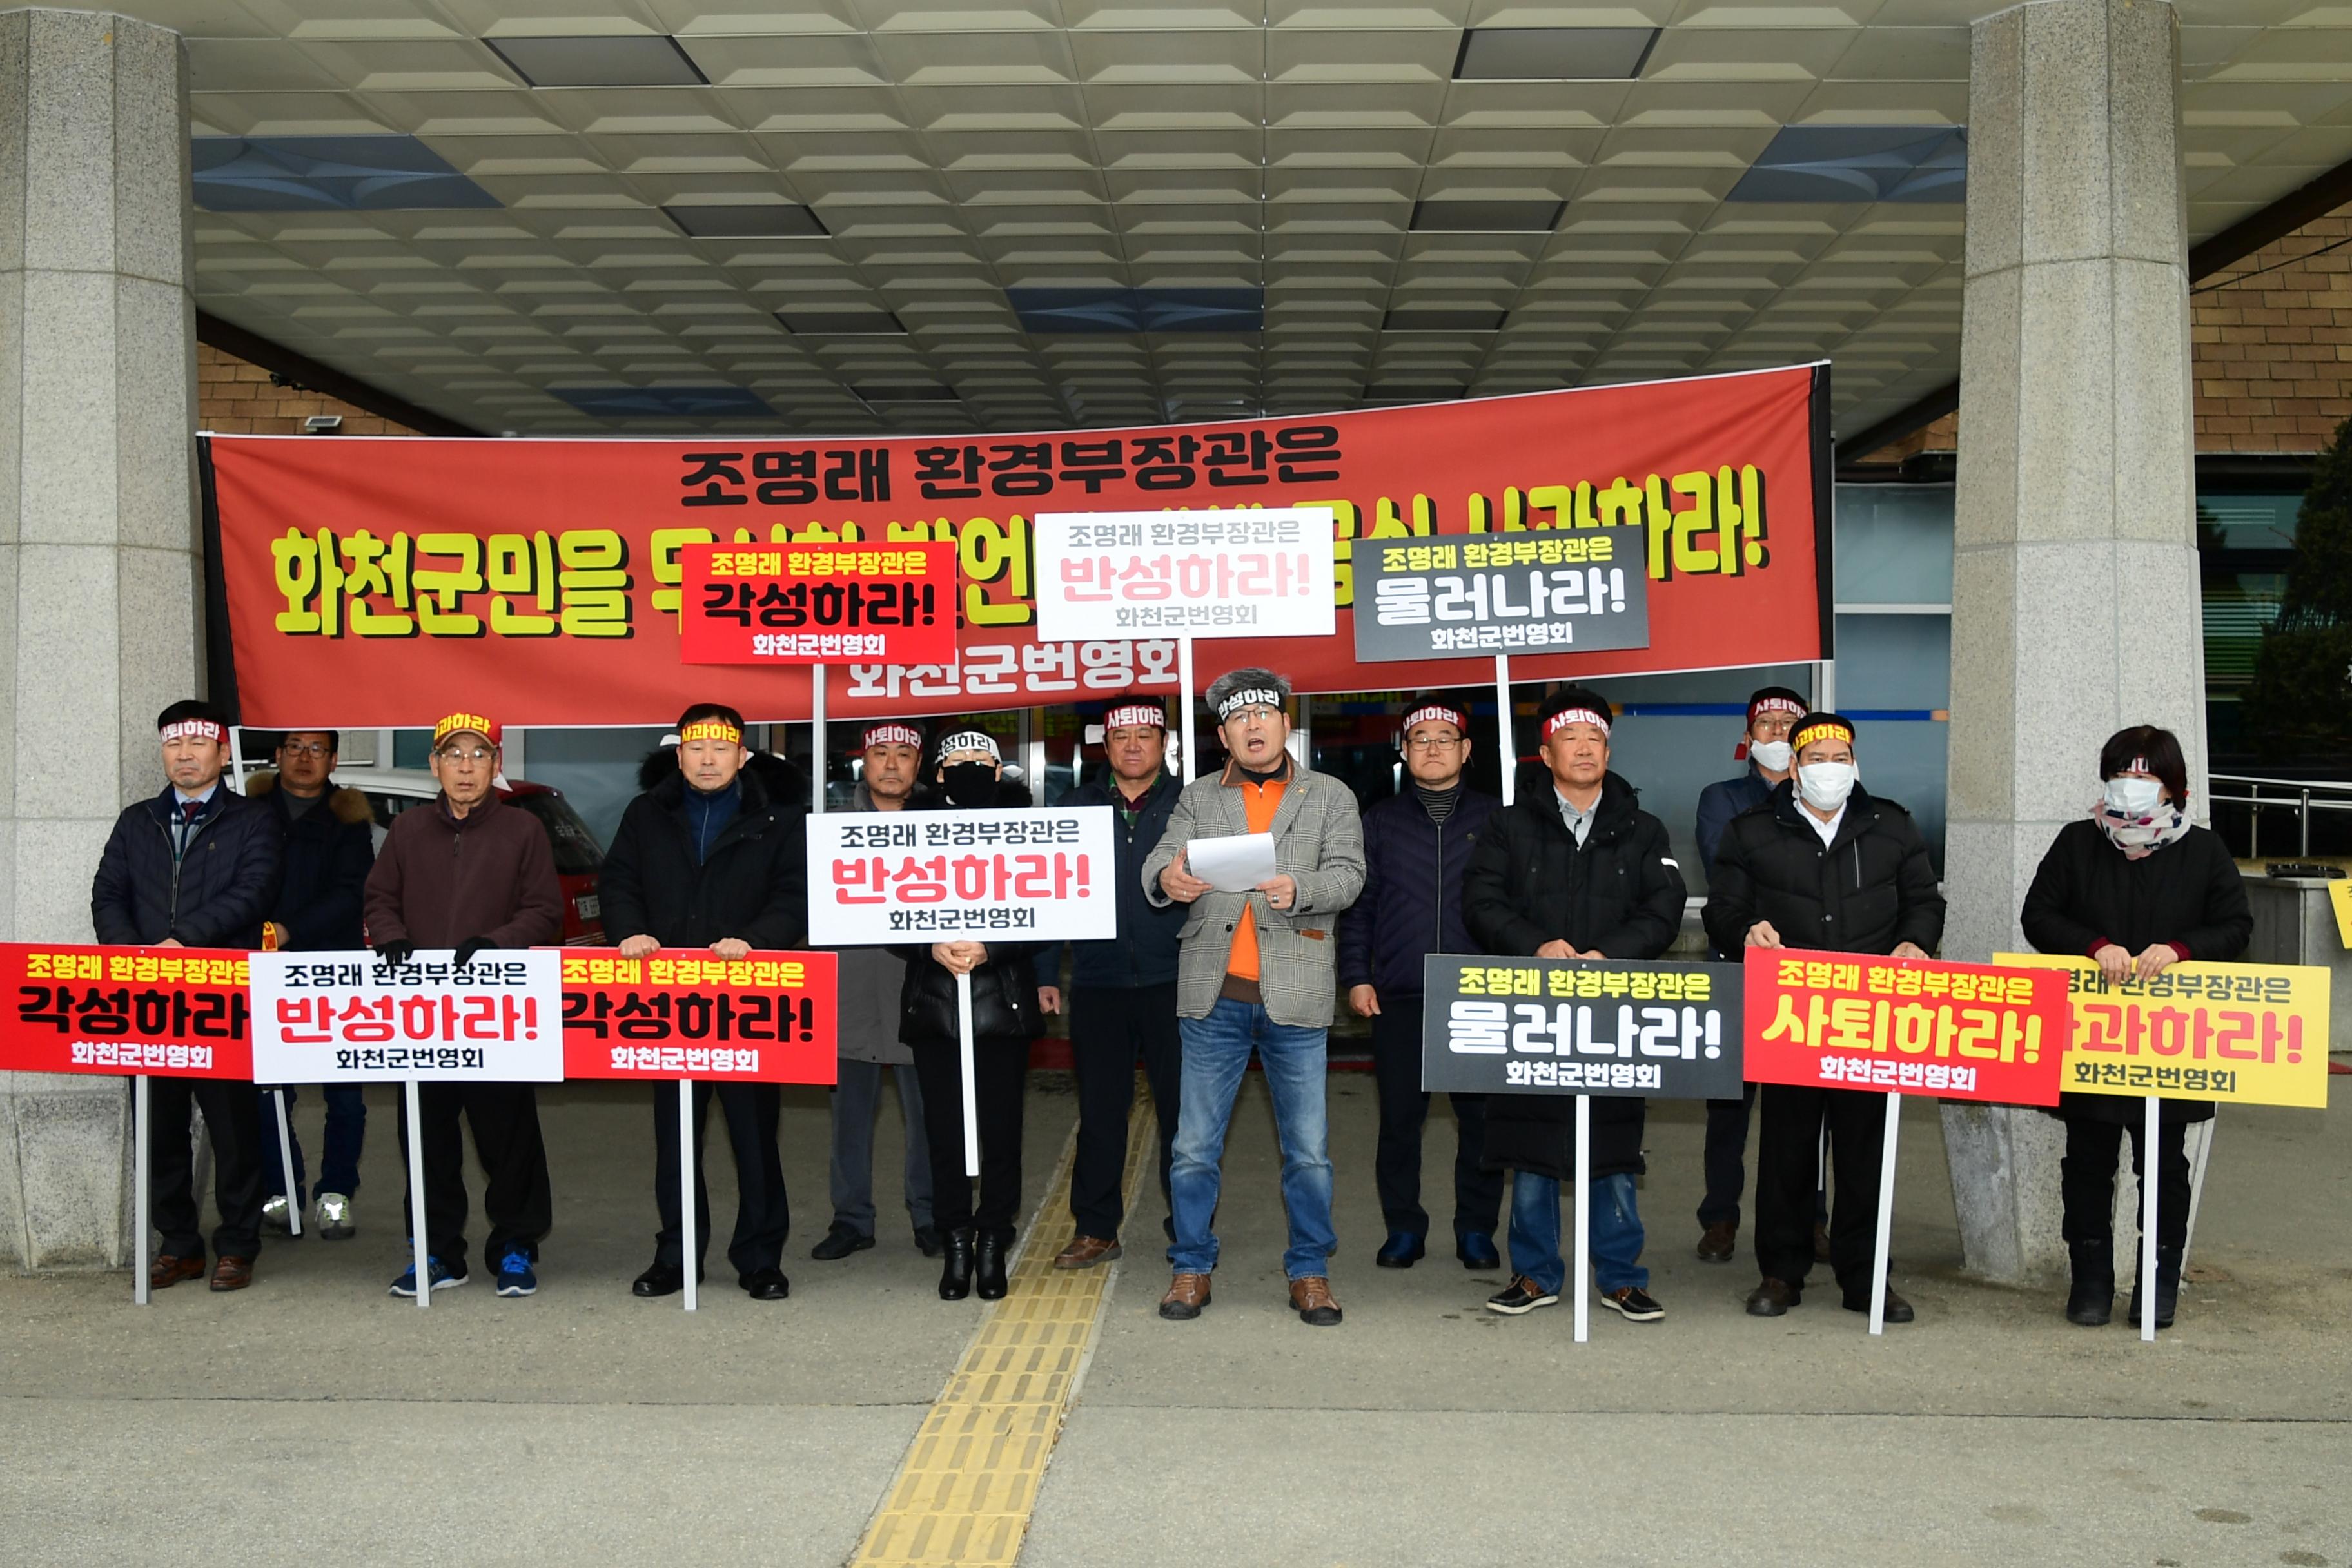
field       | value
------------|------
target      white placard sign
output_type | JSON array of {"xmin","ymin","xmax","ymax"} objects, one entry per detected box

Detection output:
[
  {"xmin": 808, "ymin": 807, "xmax": 1117, "ymax": 946},
  {"xmin": 1032, "ymin": 509, "xmax": 1337, "ymax": 642},
  {"xmin": 249, "ymin": 950, "xmax": 565, "ymax": 1083}
]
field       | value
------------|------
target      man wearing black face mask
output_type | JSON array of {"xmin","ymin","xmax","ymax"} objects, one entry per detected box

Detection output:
[{"xmin": 893, "ymin": 727, "xmax": 1055, "ymax": 1303}]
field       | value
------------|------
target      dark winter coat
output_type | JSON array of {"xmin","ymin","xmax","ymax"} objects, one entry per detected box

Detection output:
[
  {"xmin": 1694, "ymin": 765, "xmax": 1774, "ymax": 881},
  {"xmin": 601, "ymin": 762, "xmax": 807, "ymax": 952},
  {"xmin": 894, "ymin": 783, "xmax": 1044, "ymax": 1046},
  {"xmin": 1338, "ymin": 784, "xmax": 1501, "ymax": 997},
  {"xmin": 2021, "ymin": 818, "xmax": 2251, "ymax": 1127},
  {"xmin": 362, "ymin": 792, "xmax": 563, "ymax": 951},
  {"xmin": 1701, "ymin": 781, "xmax": 1945, "ymax": 959},
  {"xmin": 1462, "ymin": 774, "xmax": 1687, "ymax": 1181},
  {"xmin": 1054, "ymin": 769, "xmax": 1186, "ymax": 990},
  {"xmin": 247, "ymin": 772, "xmax": 375, "ymax": 951},
  {"xmin": 92, "ymin": 785, "xmax": 283, "ymax": 949}
]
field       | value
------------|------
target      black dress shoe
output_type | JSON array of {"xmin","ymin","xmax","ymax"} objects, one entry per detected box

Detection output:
[
  {"xmin": 975, "ymin": 1231, "xmax": 1010, "ymax": 1300},
  {"xmin": 939, "ymin": 1228, "xmax": 975, "ymax": 1300},
  {"xmin": 1745, "ymin": 1277, "xmax": 1802, "ymax": 1317},
  {"xmin": 632, "ymin": 1262, "xmax": 691, "ymax": 1298},
  {"xmin": 739, "ymin": 1266, "xmax": 789, "ymax": 1302},
  {"xmin": 1375, "ymin": 1231, "xmax": 1425, "ymax": 1268},
  {"xmin": 811, "ymin": 1222, "xmax": 875, "ymax": 1262},
  {"xmin": 1843, "ymin": 1286, "xmax": 1914, "ymax": 1324},
  {"xmin": 912, "ymin": 1224, "xmax": 944, "ymax": 1259},
  {"xmin": 1456, "ymin": 1231, "xmax": 1500, "ymax": 1271}
]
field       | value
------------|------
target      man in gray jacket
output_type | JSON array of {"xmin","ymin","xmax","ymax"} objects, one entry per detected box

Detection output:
[{"xmin": 1143, "ymin": 667, "xmax": 1365, "ymax": 1327}]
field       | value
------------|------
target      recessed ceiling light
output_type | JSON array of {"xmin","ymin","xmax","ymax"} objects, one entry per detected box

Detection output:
[
  {"xmin": 663, "ymin": 204, "xmax": 828, "ymax": 239},
  {"xmin": 1408, "ymin": 200, "xmax": 1563, "ymax": 234},
  {"xmin": 1453, "ymin": 27, "xmax": 1658, "ymax": 82},
  {"xmin": 779, "ymin": 309, "xmax": 906, "ymax": 336},
  {"xmin": 485, "ymin": 35, "xmax": 708, "ymax": 89},
  {"xmin": 1382, "ymin": 307, "xmax": 1508, "ymax": 333},
  {"xmin": 1009, "ymin": 287, "xmax": 1264, "ymax": 335},
  {"xmin": 1729, "ymin": 126, "xmax": 1968, "ymax": 204},
  {"xmin": 191, "ymin": 136, "xmax": 499, "ymax": 213}
]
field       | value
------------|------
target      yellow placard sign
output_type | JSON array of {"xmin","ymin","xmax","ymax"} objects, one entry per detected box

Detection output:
[
  {"xmin": 1992, "ymin": 955, "xmax": 2331, "ymax": 1110},
  {"xmin": 2328, "ymin": 879, "xmax": 2352, "ymax": 948}
]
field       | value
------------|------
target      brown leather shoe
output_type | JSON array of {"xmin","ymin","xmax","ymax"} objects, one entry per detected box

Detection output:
[
  {"xmin": 1054, "ymin": 1234, "xmax": 1123, "ymax": 1270},
  {"xmin": 150, "ymin": 1253, "xmax": 205, "ymax": 1290},
  {"xmin": 209, "ymin": 1255, "xmax": 255, "ymax": 1292},
  {"xmin": 1159, "ymin": 1271, "xmax": 1211, "ymax": 1320},
  {"xmin": 1745, "ymin": 1276, "xmax": 1802, "ymax": 1317},
  {"xmin": 1288, "ymin": 1275, "xmax": 1342, "ymax": 1327},
  {"xmin": 1695, "ymin": 1221, "xmax": 1738, "ymax": 1263},
  {"xmin": 1813, "ymin": 1222, "xmax": 1833, "ymax": 1264}
]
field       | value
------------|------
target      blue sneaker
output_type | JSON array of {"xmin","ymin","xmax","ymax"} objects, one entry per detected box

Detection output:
[
  {"xmin": 388, "ymin": 1255, "xmax": 466, "ymax": 1297},
  {"xmin": 495, "ymin": 1248, "xmax": 538, "ymax": 1297}
]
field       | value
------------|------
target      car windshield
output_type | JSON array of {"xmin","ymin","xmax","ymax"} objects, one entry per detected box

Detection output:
[{"xmin": 505, "ymin": 791, "xmax": 605, "ymax": 875}]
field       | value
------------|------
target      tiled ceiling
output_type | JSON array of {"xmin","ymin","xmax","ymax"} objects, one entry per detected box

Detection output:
[{"xmin": 112, "ymin": 0, "xmax": 2352, "ymax": 439}]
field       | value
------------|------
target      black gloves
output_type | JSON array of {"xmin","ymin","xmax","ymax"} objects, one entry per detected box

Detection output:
[
  {"xmin": 451, "ymin": 936, "xmax": 497, "ymax": 969},
  {"xmin": 373, "ymin": 939, "xmax": 415, "ymax": 968}
]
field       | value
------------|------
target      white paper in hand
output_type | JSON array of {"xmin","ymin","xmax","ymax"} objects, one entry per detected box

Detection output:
[{"xmin": 1188, "ymin": 832, "xmax": 1277, "ymax": 894}]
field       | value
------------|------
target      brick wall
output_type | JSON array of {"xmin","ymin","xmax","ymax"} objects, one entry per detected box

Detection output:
[{"xmin": 197, "ymin": 342, "xmax": 418, "ymax": 437}]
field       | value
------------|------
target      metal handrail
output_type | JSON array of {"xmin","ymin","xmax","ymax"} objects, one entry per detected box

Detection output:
[{"xmin": 2208, "ymin": 772, "xmax": 2352, "ymax": 859}]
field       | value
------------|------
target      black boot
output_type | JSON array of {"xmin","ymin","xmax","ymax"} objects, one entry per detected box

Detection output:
[
  {"xmin": 2064, "ymin": 1237, "xmax": 2113, "ymax": 1326},
  {"xmin": 975, "ymin": 1230, "xmax": 1011, "ymax": 1300},
  {"xmin": 938, "ymin": 1228, "xmax": 975, "ymax": 1300},
  {"xmin": 2126, "ymin": 1244, "xmax": 2181, "ymax": 1329}
]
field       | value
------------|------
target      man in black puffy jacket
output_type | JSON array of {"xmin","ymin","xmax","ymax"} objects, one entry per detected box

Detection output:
[
  {"xmin": 1338, "ymin": 694, "xmax": 1504, "ymax": 1271},
  {"xmin": 602, "ymin": 702, "xmax": 808, "ymax": 1304},
  {"xmin": 90, "ymin": 700, "xmax": 282, "ymax": 1294},
  {"xmin": 1703, "ymin": 710, "xmax": 1944, "ymax": 1325},
  {"xmin": 1462, "ymin": 686, "xmax": 1683, "ymax": 1324}
]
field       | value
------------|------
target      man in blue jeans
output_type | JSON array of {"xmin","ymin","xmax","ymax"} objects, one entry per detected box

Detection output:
[
  {"xmin": 1461, "ymin": 686, "xmax": 1687, "ymax": 1323},
  {"xmin": 1142, "ymin": 667, "xmax": 1365, "ymax": 1327}
]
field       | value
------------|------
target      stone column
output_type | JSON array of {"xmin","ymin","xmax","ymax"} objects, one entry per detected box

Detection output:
[
  {"xmin": 1941, "ymin": 0, "xmax": 2202, "ymax": 1284},
  {"xmin": 0, "ymin": 10, "xmax": 201, "ymax": 1266}
]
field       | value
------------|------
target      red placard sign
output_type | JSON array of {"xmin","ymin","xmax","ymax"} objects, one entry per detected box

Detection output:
[
  {"xmin": 1742, "ymin": 948, "xmax": 2068, "ymax": 1105},
  {"xmin": 0, "ymin": 943, "xmax": 254, "ymax": 1079},
  {"xmin": 558, "ymin": 949, "xmax": 838, "ymax": 1084},
  {"xmin": 679, "ymin": 540, "xmax": 957, "ymax": 666}
]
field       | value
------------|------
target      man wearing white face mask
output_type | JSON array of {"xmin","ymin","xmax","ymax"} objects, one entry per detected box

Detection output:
[{"xmin": 1703, "ymin": 711, "xmax": 1945, "ymax": 1324}]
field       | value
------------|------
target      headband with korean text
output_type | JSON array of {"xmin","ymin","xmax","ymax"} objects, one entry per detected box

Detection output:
[
  {"xmin": 861, "ymin": 723, "xmax": 924, "ymax": 751},
  {"xmin": 1400, "ymin": 704, "xmax": 1469, "ymax": 739},
  {"xmin": 1541, "ymin": 706, "xmax": 1611, "ymax": 740},
  {"xmin": 934, "ymin": 730, "xmax": 1001, "ymax": 761},
  {"xmin": 1792, "ymin": 718, "xmax": 1856, "ymax": 752},
  {"xmin": 678, "ymin": 720, "xmax": 743, "ymax": 745},
  {"xmin": 159, "ymin": 720, "xmax": 224, "ymax": 743},
  {"xmin": 1103, "ymin": 702, "xmax": 1167, "ymax": 731},
  {"xmin": 1215, "ymin": 687, "xmax": 1285, "ymax": 721}
]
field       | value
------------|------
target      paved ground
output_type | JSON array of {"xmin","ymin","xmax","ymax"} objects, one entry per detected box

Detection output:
[{"xmin": 2, "ymin": 1070, "xmax": 2347, "ymax": 1566}]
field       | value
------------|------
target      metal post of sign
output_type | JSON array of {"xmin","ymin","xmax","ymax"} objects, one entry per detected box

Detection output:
[
  {"xmin": 1868, "ymin": 1092, "xmax": 1901, "ymax": 1336},
  {"xmin": 2140, "ymin": 1093, "xmax": 2159, "ymax": 1344},
  {"xmin": 954, "ymin": 970, "xmax": 981, "ymax": 1177},
  {"xmin": 404, "ymin": 1077, "xmax": 431, "ymax": 1311},
  {"xmin": 1493, "ymin": 654, "xmax": 1514, "ymax": 807},
  {"xmin": 227, "ymin": 727, "xmax": 248, "ymax": 793},
  {"xmin": 133, "ymin": 1075, "xmax": 151, "ymax": 1306},
  {"xmin": 810, "ymin": 665, "xmax": 828, "ymax": 815},
  {"xmin": 272, "ymin": 1088, "xmax": 302, "ymax": 1236},
  {"xmin": 1177, "ymin": 636, "xmax": 1196, "ymax": 782},
  {"xmin": 680, "ymin": 1077, "xmax": 698, "ymax": 1313},
  {"xmin": 1573, "ymin": 1093, "xmax": 1591, "ymax": 1345}
]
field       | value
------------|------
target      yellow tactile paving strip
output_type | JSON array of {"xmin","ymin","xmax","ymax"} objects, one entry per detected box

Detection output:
[{"xmin": 850, "ymin": 1086, "xmax": 1154, "ymax": 1567}]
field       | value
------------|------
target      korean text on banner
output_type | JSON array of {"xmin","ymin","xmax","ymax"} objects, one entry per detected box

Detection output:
[
  {"xmin": 809, "ymin": 807, "xmax": 1116, "ymax": 946},
  {"xmin": 1355, "ymin": 525, "xmax": 1650, "ymax": 663},
  {"xmin": 1743, "ymin": 948, "xmax": 2068, "ymax": 1105},
  {"xmin": 250, "ymin": 950, "xmax": 565, "ymax": 1082},
  {"xmin": 1421, "ymin": 954, "xmax": 1743, "ymax": 1098},
  {"xmin": 0, "ymin": 944, "xmax": 254, "ymax": 1078},
  {"xmin": 1032, "ymin": 509, "xmax": 1337, "ymax": 642},
  {"xmin": 1992, "ymin": 954, "xmax": 2329, "ymax": 1109},
  {"xmin": 561, "ymin": 948, "xmax": 839, "ymax": 1084},
  {"xmin": 680, "ymin": 540, "xmax": 957, "ymax": 667},
  {"xmin": 207, "ymin": 364, "xmax": 1830, "ymax": 725}
]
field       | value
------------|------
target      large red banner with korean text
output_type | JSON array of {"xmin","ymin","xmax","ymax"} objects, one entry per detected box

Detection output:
[
  {"xmin": 559, "ymin": 949, "xmax": 837, "ymax": 1084},
  {"xmin": 0, "ymin": 944, "xmax": 253, "ymax": 1079},
  {"xmin": 203, "ymin": 364, "xmax": 1830, "ymax": 725},
  {"xmin": 1743, "ymin": 949, "xmax": 2068, "ymax": 1105}
]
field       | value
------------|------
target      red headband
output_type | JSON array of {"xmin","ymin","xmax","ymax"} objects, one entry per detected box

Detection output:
[
  {"xmin": 159, "ymin": 720, "xmax": 224, "ymax": 744},
  {"xmin": 1103, "ymin": 703, "xmax": 1166, "ymax": 731},
  {"xmin": 1748, "ymin": 696, "xmax": 1805, "ymax": 725},
  {"xmin": 861, "ymin": 723, "xmax": 923, "ymax": 751},
  {"xmin": 1400, "ymin": 704, "xmax": 1468, "ymax": 738},
  {"xmin": 1542, "ymin": 706, "xmax": 1610, "ymax": 741}
]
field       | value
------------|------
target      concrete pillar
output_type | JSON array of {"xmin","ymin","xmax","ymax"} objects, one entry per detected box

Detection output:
[
  {"xmin": 1941, "ymin": 0, "xmax": 2202, "ymax": 1285},
  {"xmin": 0, "ymin": 10, "xmax": 200, "ymax": 1267}
]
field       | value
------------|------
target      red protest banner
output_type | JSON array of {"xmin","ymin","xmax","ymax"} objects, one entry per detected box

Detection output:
[
  {"xmin": 204, "ymin": 363, "xmax": 1830, "ymax": 726},
  {"xmin": 558, "ymin": 949, "xmax": 837, "ymax": 1085},
  {"xmin": 0, "ymin": 943, "xmax": 254, "ymax": 1079},
  {"xmin": 1741, "ymin": 948, "xmax": 2068, "ymax": 1106},
  {"xmin": 680, "ymin": 540, "xmax": 957, "ymax": 667}
]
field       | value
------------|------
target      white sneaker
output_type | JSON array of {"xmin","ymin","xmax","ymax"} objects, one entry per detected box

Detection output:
[
  {"xmin": 315, "ymin": 1192, "xmax": 355, "ymax": 1240},
  {"xmin": 260, "ymin": 1195, "xmax": 293, "ymax": 1233}
]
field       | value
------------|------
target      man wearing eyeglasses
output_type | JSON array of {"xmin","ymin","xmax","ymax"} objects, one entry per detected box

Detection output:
[
  {"xmin": 1338, "ymin": 696, "xmax": 1504, "ymax": 1273},
  {"xmin": 1143, "ymin": 667, "xmax": 1365, "ymax": 1328},
  {"xmin": 362, "ymin": 712, "xmax": 564, "ymax": 1298},
  {"xmin": 249, "ymin": 730, "xmax": 377, "ymax": 1240}
]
